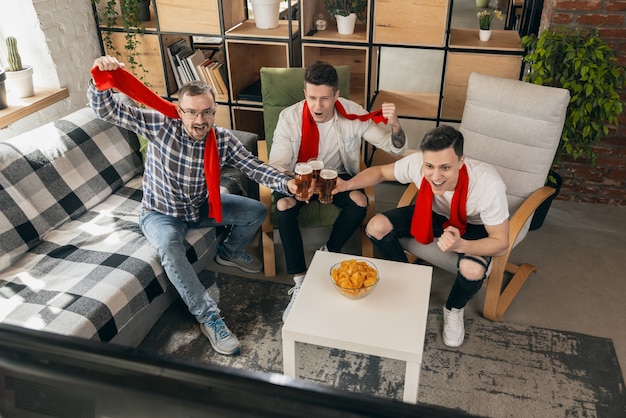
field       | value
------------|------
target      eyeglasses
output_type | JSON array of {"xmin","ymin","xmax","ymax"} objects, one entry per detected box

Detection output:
[{"xmin": 179, "ymin": 108, "xmax": 217, "ymax": 119}]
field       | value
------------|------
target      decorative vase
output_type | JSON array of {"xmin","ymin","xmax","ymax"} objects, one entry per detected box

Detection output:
[
  {"xmin": 335, "ymin": 13, "xmax": 357, "ymax": 35},
  {"xmin": 315, "ymin": 13, "xmax": 328, "ymax": 31},
  {"xmin": 137, "ymin": 0, "xmax": 151, "ymax": 22},
  {"xmin": 4, "ymin": 65, "xmax": 34, "ymax": 98},
  {"xmin": 250, "ymin": 0, "xmax": 280, "ymax": 29},
  {"xmin": 479, "ymin": 29, "xmax": 492, "ymax": 41},
  {"xmin": 476, "ymin": 0, "xmax": 490, "ymax": 7}
]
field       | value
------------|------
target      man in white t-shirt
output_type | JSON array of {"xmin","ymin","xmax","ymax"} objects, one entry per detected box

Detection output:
[
  {"xmin": 333, "ymin": 125, "xmax": 509, "ymax": 347},
  {"xmin": 269, "ymin": 61, "xmax": 407, "ymax": 322}
]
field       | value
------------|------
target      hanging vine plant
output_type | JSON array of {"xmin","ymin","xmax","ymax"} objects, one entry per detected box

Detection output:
[{"xmin": 92, "ymin": 0, "xmax": 149, "ymax": 81}]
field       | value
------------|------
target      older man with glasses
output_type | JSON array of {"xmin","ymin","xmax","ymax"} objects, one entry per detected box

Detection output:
[{"xmin": 89, "ymin": 55, "xmax": 298, "ymax": 356}]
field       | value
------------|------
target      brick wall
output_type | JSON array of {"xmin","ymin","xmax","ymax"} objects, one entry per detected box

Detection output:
[{"xmin": 540, "ymin": 0, "xmax": 626, "ymax": 205}]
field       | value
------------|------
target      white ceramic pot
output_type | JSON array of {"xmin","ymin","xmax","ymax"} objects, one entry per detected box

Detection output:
[
  {"xmin": 250, "ymin": 0, "xmax": 280, "ymax": 29},
  {"xmin": 335, "ymin": 13, "xmax": 357, "ymax": 35},
  {"xmin": 479, "ymin": 29, "xmax": 492, "ymax": 42},
  {"xmin": 4, "ymin": 66, "xmax": 34, "ymax": 98}
]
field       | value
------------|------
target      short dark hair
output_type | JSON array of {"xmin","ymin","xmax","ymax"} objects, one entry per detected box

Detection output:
[
  {"xmin": 420, "ymin": 125, "xmax": 464, "ymax": 158},
  {"xmin": 304, "ymin": 61, "xmax": 339, "ymax": 92},
  {"xmin": 178, "ymin": 80, "xmax": 216, "ymax": 101}
]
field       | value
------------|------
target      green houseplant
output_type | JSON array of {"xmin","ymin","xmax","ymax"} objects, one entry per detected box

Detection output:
[
  {"xmin": 521, "ymin": 27, "xmax": 626, "ymax": 229},
  {"xmin": 3, "ymin": 36, "xmax": 34, "ymax": 98},
  {"xmin": 92, "ymin": 0, "xmax": 149, "ymax": 80},
  {"xmin": 324, "ymin": 0, "xmax": 368, "ymax": 22},
  {"xmin": 521, "ymin": 27, "xmax": 625, "ymax": 165}
]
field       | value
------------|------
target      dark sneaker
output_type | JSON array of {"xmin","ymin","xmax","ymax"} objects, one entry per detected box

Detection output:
[
  {"xmin": 215, "ymin": 252, "xmax": 262, "ymax": 273},
  {"xmin": 200, "ymin": 317, "xmax": 241, "ymax": 355}
]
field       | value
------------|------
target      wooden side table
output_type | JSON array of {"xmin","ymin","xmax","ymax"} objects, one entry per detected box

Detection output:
[{"xmin": 281, "ymin": 251, "xmax": 433, "ymax": 403}]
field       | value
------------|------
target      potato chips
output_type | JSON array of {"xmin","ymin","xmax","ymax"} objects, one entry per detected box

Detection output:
[{"xmin": 331, "ymin": 259, "xmax": 378, "ymax": 290}]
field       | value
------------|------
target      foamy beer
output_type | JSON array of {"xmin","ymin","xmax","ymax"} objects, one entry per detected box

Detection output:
[
  {"xmin": 294, "ymin": 162, "xmax": 313, "ymax": 200},
  {"xmin": 307, "ymin": 158, "xmax": 324, "ymax": 194},
  {"xmin": 318, "ymin": 167, "xmax": 338, "ymax": 204}
]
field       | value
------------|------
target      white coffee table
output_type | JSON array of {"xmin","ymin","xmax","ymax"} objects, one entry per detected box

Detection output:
[{"xmin": 282, "ymin": 251, "xmax": 433, "ymax": 403}]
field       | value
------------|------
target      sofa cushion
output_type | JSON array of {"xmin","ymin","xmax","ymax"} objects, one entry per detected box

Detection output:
[
  {"xmin": 0, "ymin": 176, "xmax": 217, "ymax": 342},
  {"xmin": 0, "ymin": 107, "xmax": 143, "ymax": 272}
]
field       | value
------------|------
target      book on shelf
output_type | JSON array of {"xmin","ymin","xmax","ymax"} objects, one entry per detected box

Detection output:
[
  {"xmin": 238, "ymin": 79, "xmax": 262, "ymax": 102},
  {"xmin": 209, "ymin": 62, "xmax": 228, "ymax": 97},
  {"xmin": 195, "ymin": 58, "xmax": 212, "ymax": 84},
  {"xmin": 200, "ymin": 60, "xmax": 221, "ymax": 95},
  {"xmin": 175, "ymin": 46, "xmax": 195, "ymax": 84},
  {"xmin": 166, "ymin": 38, "xmax": 189, "ymax": 89},
  {"xmin": 186, "ymin": 49, "xmax": 207, "ymax": 82}
]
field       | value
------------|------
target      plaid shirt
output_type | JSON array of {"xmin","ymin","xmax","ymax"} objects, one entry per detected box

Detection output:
[{"xmin": 88, "ymin": 83, "xmax": 291, "ymax": 222}]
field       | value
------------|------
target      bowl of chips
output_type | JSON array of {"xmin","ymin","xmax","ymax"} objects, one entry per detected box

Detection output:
[{"xmin": 330, "ymin": 259, "xmax": 379, "ymax": 299}]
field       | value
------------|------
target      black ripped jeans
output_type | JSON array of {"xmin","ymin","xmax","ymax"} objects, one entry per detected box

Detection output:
[{"xmin": 369, "ymin": 205, "xmax": 490, "ymax": 309}]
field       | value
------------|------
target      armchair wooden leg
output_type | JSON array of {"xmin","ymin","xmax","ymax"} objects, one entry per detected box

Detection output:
[
  {"xmin": 483, "ymin": 256, "xmax": 537, "ymax": 322},
  {"xmin": 262, "ymin": 229, "xmax": 276, "ymax": 277}
]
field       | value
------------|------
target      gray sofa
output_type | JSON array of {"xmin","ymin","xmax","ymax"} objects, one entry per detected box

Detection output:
[{"xmin": 0, "ymin": 106, "xmax": 257, "ymax": 347}]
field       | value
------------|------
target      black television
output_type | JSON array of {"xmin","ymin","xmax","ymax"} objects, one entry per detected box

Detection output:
[{"xmin": 0, "ymin": 324, "xmax": 473, "ymax": 418}]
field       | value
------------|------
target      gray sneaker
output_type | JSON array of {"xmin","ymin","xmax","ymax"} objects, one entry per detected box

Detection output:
[
  {"xmin": 200, "ymin": 317, "xmax": 241, "ymax": 355},
  {"xmin": 215, "ymin": 252, "xmax": 262, "ymax": 273}
]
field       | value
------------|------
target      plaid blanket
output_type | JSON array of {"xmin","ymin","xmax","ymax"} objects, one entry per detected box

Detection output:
[{"xmin": 0, "ymin": 108, "xmax": 216, "ymax": 342}]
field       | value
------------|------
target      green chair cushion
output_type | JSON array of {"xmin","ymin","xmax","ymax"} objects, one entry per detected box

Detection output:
[
  {"xmin": 269, "ymin": 197, "xmax": 343, "ymax": 228},
  {"xmin": 260, "ymin": 65, "xmax": 350, "ymax": 150}
]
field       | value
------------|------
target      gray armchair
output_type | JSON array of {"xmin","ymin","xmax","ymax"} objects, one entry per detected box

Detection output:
[{"xmin": 397, "ymin": 72, "xmax": 570, "ymax": 321}]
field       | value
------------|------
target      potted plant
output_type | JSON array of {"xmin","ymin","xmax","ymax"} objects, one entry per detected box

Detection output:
[
  {"xmin": 92, "ymin": 0, "xmax": 149, "ymax": 80},
  {"xmin": 476, "ymin": 9, "xmax": 502, "ymax": 41},
  {"xmin": 3, "ymin": 36, "xmax": 34, "ymax": 98},
  {"xmin": 324, "ymin": 0, "xmax": 368, "ymax": 35},
  {"xmin": 521, "ymin": 27, "xmax": 626, "ymax": 229},
  {"xmin": 249, "ymin": 0, "xmax": 283, "ymax": 29}
]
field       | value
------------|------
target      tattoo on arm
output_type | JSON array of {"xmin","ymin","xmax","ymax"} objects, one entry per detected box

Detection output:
[{"xmin": 392, "ymin": 128, "xmax": 406, "ymax": 148}]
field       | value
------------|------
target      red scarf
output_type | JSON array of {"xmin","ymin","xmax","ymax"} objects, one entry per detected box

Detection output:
[
  {"xmin": 410, "ymin": 165, "xmax": 469, "ymax": 244},
  {"xmin": 297, "ymin": 100, "xmax": 388, "ymax": 162},
  {"xmin": 91, "ymin": 67, "xmax": 222, "ymax": 222}
]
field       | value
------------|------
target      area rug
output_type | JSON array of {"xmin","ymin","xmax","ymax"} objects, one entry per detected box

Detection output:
[{"xmin": 139, "ymin": 271, "xmax": 626, "ymax": 417}]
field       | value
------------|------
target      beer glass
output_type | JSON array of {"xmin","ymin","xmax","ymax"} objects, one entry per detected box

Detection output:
[
  {"xmin": 294, "ymin": 162, "xmax": 313, "ymax": 201},
  {"xmin": 318, "ymin": 167, "xmax": 338, "ymax": 204},
  {"xmin": 307, "ymin": 158, "xmax": 324, "ymax": 194}
]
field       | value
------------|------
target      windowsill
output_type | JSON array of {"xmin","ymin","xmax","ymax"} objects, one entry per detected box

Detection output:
[{"xmin": 0, "ymin": 87, "xmax": 69, "ymax": 129}]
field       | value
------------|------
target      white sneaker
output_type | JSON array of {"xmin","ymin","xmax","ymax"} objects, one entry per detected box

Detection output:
[
  {"xmin": 282, "ymin": 275, "xmax": 304, "ymax": 322},
  {"xmin": 443, "ymin": 306, "xmax": 465, "ymax": 347}
]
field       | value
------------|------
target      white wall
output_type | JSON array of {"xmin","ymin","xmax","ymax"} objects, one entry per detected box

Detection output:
[{"xmin": 0, "ymin": 0, "xmax": 101, "ymax": 141}]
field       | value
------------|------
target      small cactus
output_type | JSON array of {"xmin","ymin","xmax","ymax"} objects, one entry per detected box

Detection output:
[{"xmin": 6, "ymin": 37, "xmax": 24, "ymax": 72}]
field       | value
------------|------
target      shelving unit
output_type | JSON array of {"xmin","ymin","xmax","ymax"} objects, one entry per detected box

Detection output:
[{"xmin": 93, "ymin": 0, "xmax": 523, "ymax": 139}]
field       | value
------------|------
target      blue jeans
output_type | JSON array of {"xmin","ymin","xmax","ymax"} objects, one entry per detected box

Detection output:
[{"xmin": 139, "ymin": 193, "xmax": 266, "ymax": 323}]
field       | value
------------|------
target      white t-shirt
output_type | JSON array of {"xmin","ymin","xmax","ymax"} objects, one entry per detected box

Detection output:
[
  {"xmin": 394, "ymin": 153, "xmax": 509, "ymax": 226},
  {"xmin": 317, "ymin": 119, "xmax": 344, "ymax": 173}
]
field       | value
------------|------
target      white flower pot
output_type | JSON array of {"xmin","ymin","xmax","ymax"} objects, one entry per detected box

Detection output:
[
  {"xmin": 4, "ymin": 65, "xmax": 34, "ymax": 98},
  {"xmin": 479, "ymin": 29, "xmax": 492, "ymax": 41},
  {"xmin": 335, "ymin": 13, "xmax": 357, "ymax": 35},
  {"xmin": 250, "ymin": 0, "xmax": 280, "ymax": 29}
]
